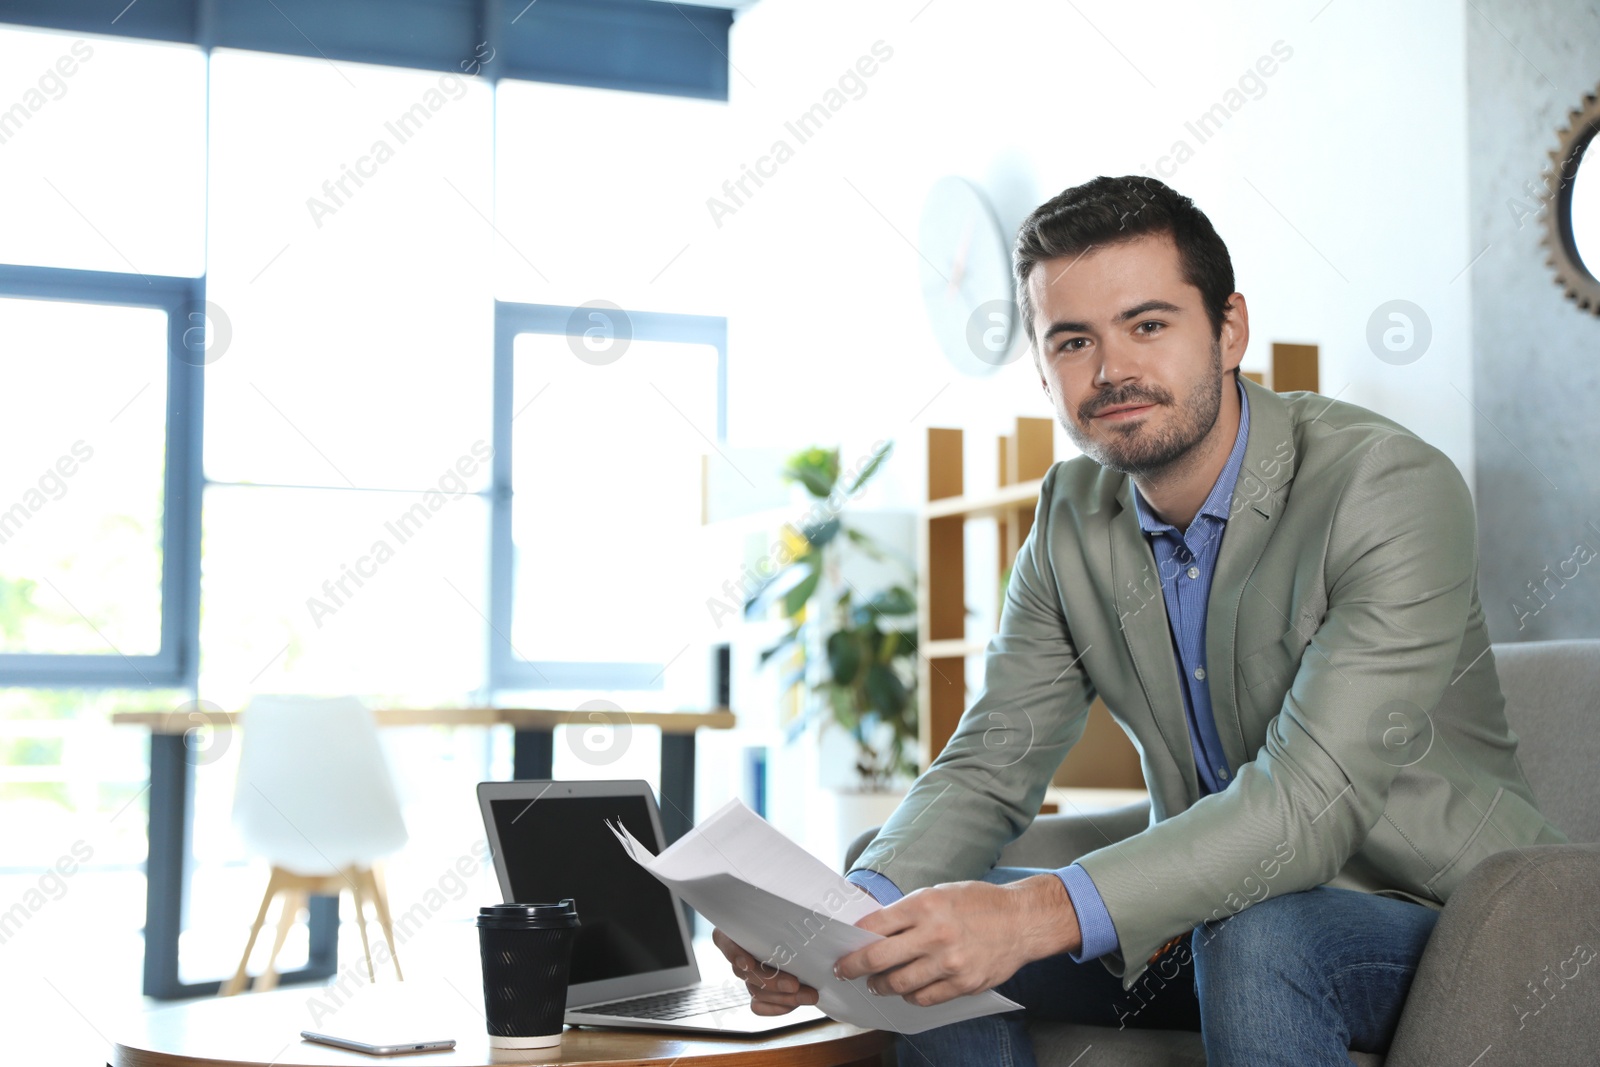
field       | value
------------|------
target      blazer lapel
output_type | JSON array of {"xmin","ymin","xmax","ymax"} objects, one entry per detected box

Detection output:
[
  {"xmin": 1101, "ymin": 377, "xmax": 1301, "ymax": 806},
  {"xmin": 1108, "ymin": 477, "xmax": 1199, "ymax": 801},
  {"xmin": 1205, "ymin": 377, "xmax": 1298, "ymax": 775}
]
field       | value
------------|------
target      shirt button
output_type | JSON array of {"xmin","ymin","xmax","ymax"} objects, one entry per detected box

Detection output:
[
  {"xmin": 1187, "ymin": 566, "xmax": 1200, "ymax": 579},
  {"xmin": 1194, "ymin": 667, "xmax": 1206, "ymax": 680},
  {"xmin": 1219, "ymin": 768, "xmax": 1230, "ymax": 779}
]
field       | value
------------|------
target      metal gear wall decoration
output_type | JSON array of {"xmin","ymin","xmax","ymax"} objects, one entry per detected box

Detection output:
[{"xmin": 1541, "ymin": 82, "xmax": 1600, "ymax": 315}]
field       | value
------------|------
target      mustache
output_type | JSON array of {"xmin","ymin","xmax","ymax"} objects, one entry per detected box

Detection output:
[{"xmin": 1081, "ymin": 389, "xmax": 1170, "ymax": 420}]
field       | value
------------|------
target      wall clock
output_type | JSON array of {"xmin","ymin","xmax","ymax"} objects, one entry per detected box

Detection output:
[{"xmin": 917, "ymin": 176, "xmax": 1018, "ymax": 376}]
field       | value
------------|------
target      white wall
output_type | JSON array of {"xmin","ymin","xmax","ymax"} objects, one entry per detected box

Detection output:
[{"xmin": 712, "ymin": 0, "xmax": 1477, "ymax": 513}]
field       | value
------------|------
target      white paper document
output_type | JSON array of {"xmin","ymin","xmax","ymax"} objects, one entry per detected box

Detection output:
[{"xmin": 607, "ymin": 798, "xmax": 1022, "ymax": 1035}]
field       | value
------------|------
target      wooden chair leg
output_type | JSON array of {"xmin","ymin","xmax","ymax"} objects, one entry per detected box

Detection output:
[
  {"xmin": 221, "ymin": 867, "xmax": 282, "ymax": 997},
  {"xmin": 366, "ymin": 865, "xmax": 402, "ymax": 981},
  {"xmin": 255, "ymin": 888, "xmax": 304, "ymax": 993},
  {"xmin": 348, "ymin": 866, "xmax": 375, "ymax": 983}
]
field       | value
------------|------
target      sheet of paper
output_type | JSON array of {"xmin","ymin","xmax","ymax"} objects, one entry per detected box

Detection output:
[
  {"xmin": 646, "ymin": 798, "xmax": 882, "ymax": 925},
  {"xmin": 607, "ymin": 804, "xmax": 1022, "ymax": 1034}
]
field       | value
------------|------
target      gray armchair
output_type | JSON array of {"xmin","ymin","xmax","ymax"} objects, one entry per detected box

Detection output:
[{"xmin": 844, "ymin": 639, "xmax": 1600, "ymax": 1065}]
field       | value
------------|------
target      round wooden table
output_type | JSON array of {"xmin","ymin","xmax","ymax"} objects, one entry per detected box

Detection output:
[{"xmin": 113, "ymin": 982, "xmax": 890, "ymax": 1067}]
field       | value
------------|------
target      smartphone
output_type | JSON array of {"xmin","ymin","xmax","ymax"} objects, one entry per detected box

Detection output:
[{"xmin": 301, "ymin": 1030, "xmax": 456, "ymax": 1056}]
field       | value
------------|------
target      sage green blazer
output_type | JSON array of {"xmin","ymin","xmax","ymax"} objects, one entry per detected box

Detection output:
[{"xmin": 847, "ymin": 376, "xmax": 1567, "ymax": 992}]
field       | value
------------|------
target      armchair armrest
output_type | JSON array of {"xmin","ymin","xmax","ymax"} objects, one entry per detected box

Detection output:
[
  {"xmin": 996, "ymin": 800, "xmax": 1152, "ymax": 869},
  {"xmin": 1385, "ymin": 843, "xmax": 1600, "ymax": 1067},
  {"xmin": 842, "ymin": 800, "xmax": 1152, "ymax": 875}
]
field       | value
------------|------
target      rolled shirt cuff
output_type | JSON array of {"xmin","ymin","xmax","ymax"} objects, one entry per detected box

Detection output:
[
  {"xmin": 845, "ymin": 868, "xmax": 905, "ymax": 906},
  {"xmin": 1056, "ymin": 862, "xmax": 1120, "ymax": 962}
]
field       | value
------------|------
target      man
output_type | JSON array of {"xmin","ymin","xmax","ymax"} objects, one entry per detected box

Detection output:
[{"xmin": 713, "ymin": 175, "xmax": 1568, "ymax": 1064}]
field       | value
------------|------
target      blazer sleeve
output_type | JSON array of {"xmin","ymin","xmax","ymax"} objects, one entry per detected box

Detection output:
[
  {"xmin": 1073, "ymin": 432, "xmax": 1479, "ymax": 990},
  {"xmin": 845, "ymin": 462, "xmax": 1099, "ymax": 894}
]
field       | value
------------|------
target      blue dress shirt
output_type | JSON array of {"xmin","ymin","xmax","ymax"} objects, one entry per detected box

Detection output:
[
  {"xmin": 1130, "ymin": 373, "xmax": 1252, "ymax": 799},
  {"xmin": 847, "ymin": 375, "xmax": 1253, "ymax": 964}
]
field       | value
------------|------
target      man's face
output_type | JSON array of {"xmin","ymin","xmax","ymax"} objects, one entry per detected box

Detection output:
[{"xmin": 1028, "ymin": 232, "xmax": 1242, "ymax": 478}]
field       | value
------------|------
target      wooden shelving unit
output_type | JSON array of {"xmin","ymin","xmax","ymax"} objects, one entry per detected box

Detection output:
[
  {"xmin": 916, "ymin": 416, "xmax": 1143, "ymax": 790},
  {"xmin": 918, "ymin": 417, "xmax": 1050, "ymax": 769}
]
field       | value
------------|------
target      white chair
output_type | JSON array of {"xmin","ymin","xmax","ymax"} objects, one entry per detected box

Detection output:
[{"xmin": 221, "ymin": 695, "xmax": 409, "ymax": 996}]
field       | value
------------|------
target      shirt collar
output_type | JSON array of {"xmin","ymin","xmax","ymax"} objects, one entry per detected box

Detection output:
[{"xmin": 1131, "ymin": 374, "xmax": 1251, "ymax": 535}]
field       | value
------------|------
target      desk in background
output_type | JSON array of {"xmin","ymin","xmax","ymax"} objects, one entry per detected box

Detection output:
[{"xmin": 113, "ymin": 706, "xmax": 735, "ymax": 1000}]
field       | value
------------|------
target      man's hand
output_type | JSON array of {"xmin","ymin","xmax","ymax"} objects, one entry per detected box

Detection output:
[
  {"xmin": 711, "ymin": 927, "xmax": 820, "ymax": 1016},
  {"xmin": 832, "ymin": 874, "xmax": 1081, "ymax": 1007}
]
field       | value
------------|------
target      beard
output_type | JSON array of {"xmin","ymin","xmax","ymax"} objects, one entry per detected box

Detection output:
[{"xmin": 1061, "ymin": 337, "xmax": 1225, "ymax": 478}]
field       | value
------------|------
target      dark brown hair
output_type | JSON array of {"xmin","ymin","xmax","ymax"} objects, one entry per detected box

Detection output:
[{"xmin": 1013, "ymin": 175, "xmax": 1237, "ymax": 376}]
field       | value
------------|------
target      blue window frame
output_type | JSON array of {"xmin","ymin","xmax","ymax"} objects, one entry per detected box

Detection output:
[
  {"xmin": 0, "ymin": 0, "xmax": 733, "ymax": 101},
  {"xmin": 490, "ymin": 300, "xmax": 727, "ymax": 690},
  {"xmin": 0, "ymin": 263, "xmax": 204, "ymax": 688}
]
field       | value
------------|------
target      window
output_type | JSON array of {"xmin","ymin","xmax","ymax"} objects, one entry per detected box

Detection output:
[
  {"xmin": 0, "ymin": 270, "xmax": 202, "ymax": 686},
  {"xmin": 198, "ymin": 49, "xmax": 494, "ymax": 704},
  {"xmin": 0, "ymin": 30, "xmax": 210, "ymax": 998},
  {"xmin": 0, "ymin": 24, "xmax": 207, "ymax": 687},
  {"xmin": 493, "ymin": 302, "xmax": 726, "ymax": 690},
  {"xmin": 0, "ymin": 24, "xmax": 737, "ymax": 994},
  {"xmin": 488, "ymin": 80, "xmax": 730, "ymax": 693},
  {"xmin": 0, "ymin": 29, "xmax": 205, "ymax": 277},
  {"xmin": 491, "ymin": 78, "xmax": 727, "ymax": 311}
]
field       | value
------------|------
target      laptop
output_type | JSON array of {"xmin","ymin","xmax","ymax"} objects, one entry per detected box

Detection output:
[{"xmin": 476, "ymin": 778, "xmax": 828, "ymax": 1035}]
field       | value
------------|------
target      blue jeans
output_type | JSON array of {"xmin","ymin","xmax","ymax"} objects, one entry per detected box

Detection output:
[{"xmin": 893, "ymin": 867, "xmax": 1441, "ymax": 1067}]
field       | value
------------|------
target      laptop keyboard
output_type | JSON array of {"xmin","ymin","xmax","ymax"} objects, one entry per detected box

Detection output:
[{"xmin": 583, "ymin": 984, "xmax": 752, "ymax": 1020}]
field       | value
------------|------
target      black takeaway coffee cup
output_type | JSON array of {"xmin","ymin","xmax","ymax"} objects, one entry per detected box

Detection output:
[{"xmin": 476, "ymin": 900, "xmax": 581, "ymax": 1049}]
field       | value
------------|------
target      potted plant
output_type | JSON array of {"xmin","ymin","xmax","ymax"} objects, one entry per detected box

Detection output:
[{"xmin": 744, "ymin": 443, "xmax": 919, "ymax": 812}]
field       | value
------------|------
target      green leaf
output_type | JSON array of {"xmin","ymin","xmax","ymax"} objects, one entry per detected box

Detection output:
[
  {"xmin": 828, "ymin": 684, "xmax": 859, "ymax": 730},
  {"xmin": 850, "ymin": 586, "xmax": 915, "ymax": 629},
  {"xmin": 756, "ymin": 626, "xmax": 801, "ymax": 665},
  {"xmin": 799, "ymin": 517, "xmax": 841, "ymax": 548},
  {"xmin": 842, "ymin": 526, "xmax": 889, "ymax": 561},
  {"xmin": 792, "ymin": 466, "xmax": 833, "ymax": 497},
  {"xmin": 744, "ymin": 563, "xmax": 812, "ymax": 618},
  {"xmin": 864, "ymin": 662, "xmax": 908, "ymax": 717},
  {"xmin": 826, "ymin": 630, "xmax": 862, "ymax": 686},
  {"xmin": 781, "ymin": 567, "xmax": 821, "ymax": 618},
  {"xmin": 866, "ymin": 586, "xmax": 915, "ymax": 616},
  {"xmin": 782, "ymin": 446, "xmax": 841, "ymax": 498},
  {"xmin": 843, "ymin": 441, "xmax": 893, "ymax": 495}
]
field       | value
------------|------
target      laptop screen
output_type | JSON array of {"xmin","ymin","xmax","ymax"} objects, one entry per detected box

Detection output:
[{"xmin": 487, "ymin": 794, "xmax": 690, "ymax": 985}]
